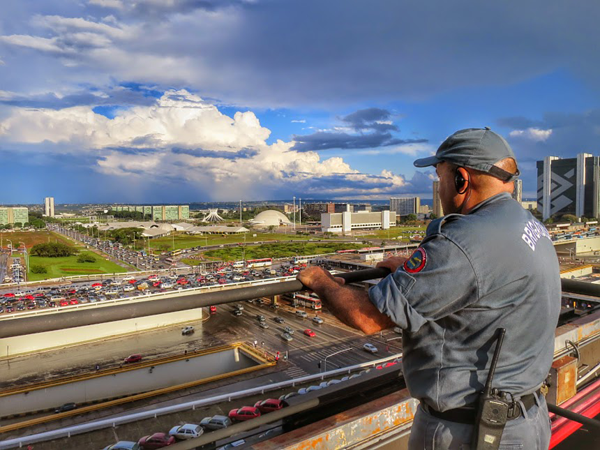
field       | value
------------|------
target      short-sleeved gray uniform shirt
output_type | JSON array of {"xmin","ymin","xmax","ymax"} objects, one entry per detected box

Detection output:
[{"xmin": 369, "ymin": 193, "xmax": 560, "ymax": 412}]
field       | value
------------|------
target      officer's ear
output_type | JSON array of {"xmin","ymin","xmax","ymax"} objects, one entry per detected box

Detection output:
[{"xmin": 454, "ymin": 167, "xmax": 470, "ymax": 194}]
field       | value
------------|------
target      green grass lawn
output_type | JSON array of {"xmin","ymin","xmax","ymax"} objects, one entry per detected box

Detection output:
[
  {"xmin": 147, "ymin": 232, "xmax": 324, "ymax": 253},
  {"xmin": 28, "ymin": 251, "xmax": 128, "ymax": 281},
  {"xmin": 197, "ymin": 242, "xmax": 364, "ymax": 262},
  {"xmin": 361, "ymin": 225, "xmax": 427, "ymax": 241}
]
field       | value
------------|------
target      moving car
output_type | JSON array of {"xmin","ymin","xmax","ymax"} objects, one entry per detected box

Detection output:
[
  {"xmin": 124, "ymin": 354, "xmax": 143, "ymax": 363},
  {"xmin": 312, "ymin": 316, "xmax": 324, "ymax": 324},
  {"xmin": 209, "ymin": 305, "xmax": 217, "ymax": 314},
  {"xmin": 233, "ymin": 309, "xmax": 242, "ymax": 316},
  {"xmin": 295, "ymin": 310, "xmax": 308, "ymax": 318},
  {"xmin": 228, "ymin": 406, "xmax": 261, "ymax": 421},
  {"xmin": 259, "ymin": 322, "xmax": 269, "ymax": 329},
  {"xmin": 181, "ymin": 326, "xmax": 194, "ymax": 335},
  {"xmin": 363, "ymin": 343, "xmax": 378, "ymax": 354},
  {"xmin": 281, "ymin": 332, "xmax": 293, "ymax": 342},
  {"xmin": 274, "ymin": 317, "xmax": 285, "ymax": 324},
  {"xmin": 283, "ymin": 326, "xmax": 295, "ymax": 335},
  {"xmin": 254, "ymin": 398, "xmax": 284, "ymax": 413},
  {"xmin": 138, "ymin": 432, "xmax": 176, "ymax": 449},
  {"xmin": 304, "ymin": 329, "xmax": 316, "ymax": 337},
  {"xmin": 168, "ymin": 423, "xmax": 203, "ymax": 440},
  {"xmin": 55, "ymin": 402, "xmax": 77, "ymax": 413}
]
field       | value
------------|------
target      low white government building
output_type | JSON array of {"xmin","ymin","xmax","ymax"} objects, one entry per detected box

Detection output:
[{"xmin": 321, "ymin": 211, "xmax": 396, "ymax": 234}]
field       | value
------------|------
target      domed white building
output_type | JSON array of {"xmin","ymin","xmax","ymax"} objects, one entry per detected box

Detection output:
[{"xmin": 249, "ymin": 210, "xmax": 292, "ymax": 228}]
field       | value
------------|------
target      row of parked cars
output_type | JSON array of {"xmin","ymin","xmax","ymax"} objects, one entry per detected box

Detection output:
[{"xmin": 100, "ymin": 397, "xmax": 287, "ymax": 449}]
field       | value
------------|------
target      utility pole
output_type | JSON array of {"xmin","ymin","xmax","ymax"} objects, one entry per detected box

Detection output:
[
  {"xmin": 240, "ymin": 200, "xmax": 242, "ymax": 227},
  {"xmin": 293, "ymin": 196, "xmax": 296, "ymax": 231},
  {"xmin": 299, "ymin": 198, "xmax": 302, "ymax": 229}
]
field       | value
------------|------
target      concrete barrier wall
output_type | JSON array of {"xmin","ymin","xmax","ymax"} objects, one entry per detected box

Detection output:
[
  {"xmin": 0, "ymin": 308, "xmax": 203, "ymax": 358},
  {"xmin": 576, "ymin": 236, "xmax": 600, "ymax": 254},
  {"xmin": 0, "ymin": 349, "xmax": 257, "ymax": 417}
]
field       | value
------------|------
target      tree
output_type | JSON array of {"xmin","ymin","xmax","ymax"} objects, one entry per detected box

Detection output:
[
  {"xmin": 429, "ymin": 213, "xmax": 438, "ymax": 220},
  {"xmin": 77, "ymin": 254, "xmax": 96, "ymax": 263},
  {"xmin": 561, "ymin": 214, "xmax": 579, "ymax": 223},
  {"xmin": 31, "ymin": 265, "xmax": 47, "ymax": 274}
]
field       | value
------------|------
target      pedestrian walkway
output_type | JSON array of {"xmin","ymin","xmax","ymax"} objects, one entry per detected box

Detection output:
[{"xmin": 284, "ymin": 365, "xmax": 310, "ymax": 379}]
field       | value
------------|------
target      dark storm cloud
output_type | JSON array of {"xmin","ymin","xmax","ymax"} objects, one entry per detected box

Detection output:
[
  {"xmin": 341, "ymin": 108, "xmax": 398, "ymax": 132},
  {"xmin": 291, "ymin": 131, "xmax": 426, "ymax": 152}
]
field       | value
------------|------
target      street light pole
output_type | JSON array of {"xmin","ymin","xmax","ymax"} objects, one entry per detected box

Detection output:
[
  {"xmin": 293, "ymin": 196, "xmax": 296, "ymax": 231},
  {"xmin": 322, "ymin": 347, "xmax": 353, "ymax": 373}
]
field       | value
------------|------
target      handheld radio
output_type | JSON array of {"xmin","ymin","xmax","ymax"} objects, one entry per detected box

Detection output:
[{"xmin": 472, "ymin": 328, "xmax": 509, "ymax": 450}]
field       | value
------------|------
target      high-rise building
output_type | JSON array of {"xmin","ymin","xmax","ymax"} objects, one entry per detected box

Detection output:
[
  {"xmin": 512, "ymin": 179, "xmax": 523, "ymax": 203},
  {"xmin": 390, "ymin": 197, "xmax": 421, "ymax": 216},
  {"xmin": 433, "ymin": 180, "xmax": 444, "ymax": 217},
  {"xmin": 44, "ymin": 197, "xmax": 55, "ymax": 217},
  {"xmin": 0, "ymin": 207, "xmax": 29, "ymax": 226},
  {"xmin": 537, "ymin": 154, "xmax": 600, "ymax": 220}
]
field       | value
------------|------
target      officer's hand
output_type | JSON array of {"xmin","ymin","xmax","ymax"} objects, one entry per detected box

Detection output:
[
  {"xmin": 297, "ymin": 266, "xmax": 341, "ymax": 292},
  {"xmin": 376, "ymin": 256, "xmax": 408, "ymax": 273}
]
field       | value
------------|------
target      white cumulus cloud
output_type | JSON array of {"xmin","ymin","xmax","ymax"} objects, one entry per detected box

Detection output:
[
  {"xmin": 509, "ymin": 127, "xmax": 553, "ymax": 142},
  {"xmin": 0, "ymin": 89, "xmax": 416, "ymax": 199}
]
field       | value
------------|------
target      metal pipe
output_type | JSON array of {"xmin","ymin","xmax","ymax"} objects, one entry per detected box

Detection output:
[
  {"xmin": 547, "ymin": 402, "xmax": 600, "ymax": 430},
  {"xmin": 0, "ymin": 267, "xmax": 391, "ymax": 339},
  {"xmin": 1, "ymin": 269, "xmax": 597, "ymax": 340}
]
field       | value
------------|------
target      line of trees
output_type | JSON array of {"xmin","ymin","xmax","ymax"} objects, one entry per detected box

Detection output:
[{"xmin": 30, "ymin": 242, "xmax": 76, "ymax": 257}]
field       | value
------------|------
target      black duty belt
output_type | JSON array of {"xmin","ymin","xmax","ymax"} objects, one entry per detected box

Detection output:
[{"xmin": 422, "ymin": 390, "xmax": 540, "ymax": 425}]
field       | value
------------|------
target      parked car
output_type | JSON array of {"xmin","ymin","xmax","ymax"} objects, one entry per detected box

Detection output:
[
  {"xmin": 103, "ymin": 442, "xmax": 140, "ymax": 450},
  {"xmin": 169, "ymin": 423, "xmax": 204, "ymax": 440},
  {"xmin": 254, "ymin": 398, "xmax": 284, "ymax": 413},
  {"xmin": 298, "ymin": 385, "xmax": 322, "ymax": 395},
  {"xmin": 55, "ymin": 402, "xmax": 77, "ymax": 413},
  {"xmin": 363, "ymin": 343, "xmax": 378, "ymax": 354},
  {"xmin": 138, "ymin": 432, "xmax": 176, "ymax": 449},
  {"xmin": 201, "ymin": 415, "xmax": 232, "ymax": 430},
  {"xmin": 279, "ymin": 392, "xmax": 299, "ymax": 401},
  {"xmin": 304, "ymin": 329, "xmax": 316, "ymax": 337},
  {"xmin": 312, "ymin": 316, "xmax": 324, "ymax": 324},
  {"xmin": 124, "ymin": 354, "xmax": 143, "ymax": 363},
  {"xmin": 181, "ymin": 326, "xmax": 195, "ymax": 335},
  {"xmin": 228, "ymin": 406, "xmax": 261, "ymax": 422}
]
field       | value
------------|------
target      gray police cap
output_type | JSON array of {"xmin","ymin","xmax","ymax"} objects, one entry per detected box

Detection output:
[{"xmin": 414, "ymin": 127, "xmax": 519, "ymax": 181}]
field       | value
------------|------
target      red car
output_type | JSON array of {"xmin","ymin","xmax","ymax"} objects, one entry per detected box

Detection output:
[
  {"xmin": 92, "ymin": 282, "xmax": 102, "ymax": 288},
  {"xmin": 254, "ymin": 398, "xmax": 284, "ymax": 414},
  {"xmin": 24, "ymin": 294, "xmax": 35, "ymax": 301},
  {"xmin": 376, "ymin": 361, "xmax": 399, "ymax": 370},
  {"xmin": 147, "ymin": 274, "xmax": 158, "ymax": 280},
  {"xmin": 60, "ymin": 299, "xmax": 69, "ymax": 307},
  {"xmin": 304, "ymin": 329, "xmax": 316, "ymax": 337},
  {"xmin": 210, "ymin": 305, "xmax": 217, "ymax": 314},
  {"xmin": 3, "ymin": 293, "xmax": 15, "ymax": 298},
  {"xmin": 128, "ymin": 279, "xmax": 137, "ymax": 284},
  {"xmin": 124, "ymin": 354, "xmax": 143, "ymax": 364},
  {"xmin": 69, "ymin": 298, "xmax": 79, "ymax": 305},
  {"xmin": 138, "ymin": 432, "xmax": 175, "ymax": 448},
  {"xmin": 228, "ymin": 406, "xmax": 261, "ymax": 421},
  {"xmin": 152, "ymin": 281, "xmax": 162, "ymax": 288}
]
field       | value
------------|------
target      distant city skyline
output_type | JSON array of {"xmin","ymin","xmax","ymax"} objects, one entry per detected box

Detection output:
[{"xmin": 1, "ymin": 2, "xmax": 599, "ymax": 203}]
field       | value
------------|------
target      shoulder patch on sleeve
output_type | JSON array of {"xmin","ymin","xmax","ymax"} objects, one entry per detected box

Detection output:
[{"xmin": 404, "ymin": 247, "xmax": 427, "ymax": 273}]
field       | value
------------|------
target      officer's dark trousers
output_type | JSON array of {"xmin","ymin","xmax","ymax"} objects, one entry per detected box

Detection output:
[{"xmin": 408, "ymin": 392, "xmax": 551, "ymax": 449}]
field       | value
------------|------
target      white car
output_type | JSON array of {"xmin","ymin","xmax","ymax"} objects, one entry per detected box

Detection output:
[
  {"xmin": 123, "ymin": 285, "xmax": 135, "ymax": 292},
  {"xmin": 182, "ymin": 326, "xmax": 195, "ymax": 335},
  {"xmin": 312, "ymin": 316, "xmax": 324, "ymax": 324},
  {"xmin": 169, "ymin": 423, "xmax": 203, "ymax": 440},
  {"xmin": 363, "ymin": 343, "xmax": 378, "ymax": 354}
]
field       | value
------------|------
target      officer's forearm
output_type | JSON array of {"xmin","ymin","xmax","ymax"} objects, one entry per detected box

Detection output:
[{"xmin": 313, "ymin": 277, "xmax": 394, "ymax": 335}]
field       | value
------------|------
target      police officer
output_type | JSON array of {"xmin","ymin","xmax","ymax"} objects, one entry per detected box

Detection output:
[{"xmin": 298, "ymin": 128, "xmax": 560, "ymax": 449}]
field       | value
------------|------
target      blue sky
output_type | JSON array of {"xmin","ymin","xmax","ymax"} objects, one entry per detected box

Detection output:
[{"xmin": 1, "ymin": 0, "xmax": 600, "ymax": 203}]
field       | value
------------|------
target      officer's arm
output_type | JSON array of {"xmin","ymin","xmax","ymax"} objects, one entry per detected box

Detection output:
[{"xmin": 297, "ymin": 267, "xmax": 395, "ymax": 334}]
